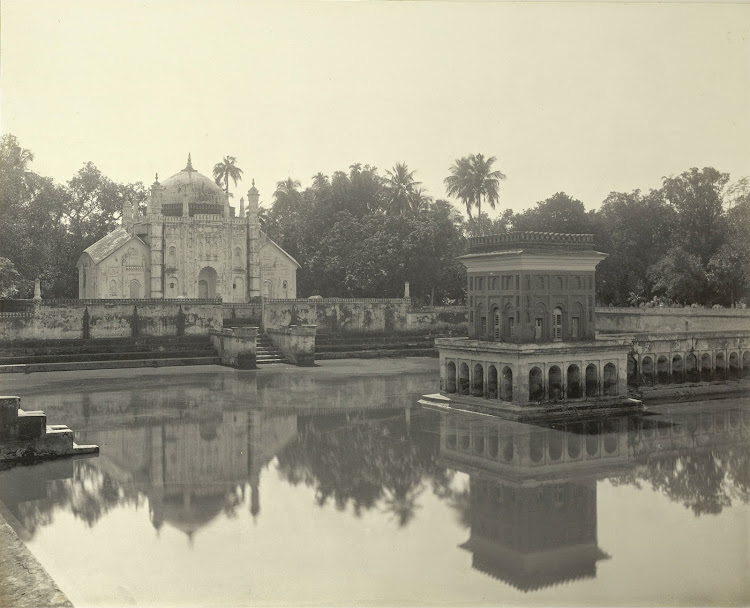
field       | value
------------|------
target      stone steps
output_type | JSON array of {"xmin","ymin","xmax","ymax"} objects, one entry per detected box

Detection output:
[
  {"xmin": 316, "ymin": 348, "xmax": 438, "ymax": 360},
  {"xmin": 0, "ymin": 356, "xmax": 221, "ymax": 374},
  {"xmin": 256, "ymin": 335, "xmax": 287, "ymax": 365}
]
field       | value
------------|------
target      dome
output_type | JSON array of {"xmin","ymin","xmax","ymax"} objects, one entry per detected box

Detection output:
[
  {"xmin": 158, "ymin": 154, "xmax": 226, "ymax": 215},
  {"xmin": 161, "ymin": 154, "xmax": 224, "ymax": 196}
]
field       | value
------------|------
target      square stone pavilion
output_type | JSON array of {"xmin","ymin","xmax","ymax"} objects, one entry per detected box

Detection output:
[{"xmin": 422, "ymin": 232, "xmax": 635, "ymax": 418}]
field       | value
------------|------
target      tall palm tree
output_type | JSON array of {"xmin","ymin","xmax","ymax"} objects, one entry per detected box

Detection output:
[
  {"xmin": 213, "ymin": 156, "xmax": 243, "ymax": 197},
  {"xmin": 444, "ymin": 153, "xmax": 506, "ymax": 235},
  {"xmin": 273, "ymin": 177, "xmax": 302, "ymax": 215},
  {"xmin": 384, "ymin": 162, "xmax": 421, "ymax": 217}
]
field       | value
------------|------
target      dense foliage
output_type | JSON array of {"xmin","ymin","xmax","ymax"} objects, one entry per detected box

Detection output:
[{"xmin": 1, "ymin": 133, "xmax": 748, "ymax": 305}]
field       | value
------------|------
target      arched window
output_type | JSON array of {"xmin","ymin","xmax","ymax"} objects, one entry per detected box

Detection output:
[
  {"xmin": 657, "ymin": 355, "xmax": 669, "ymax": 384},
  {"xmin": 671, "ymin": 355, "xmax": 683, "ymax": 383},
  {"xmin": 701, "ymin": 353, "xmax": 712, "ymax": 382},
  {"xmin": 641, "ymin": 357, "xmax": 654, "ymax": 386},
  {"xmin": 493, "ymin": 308, "xmax": 501, "ymax": 340},
  {"xmin": 552, "ymin": 307, "xmax": 563, "ymax": 341},
  {"xmin": 129, "ymin": 279, "xmax": 140, "ymax": 299},
  {"xmin": 168, "ymin": 246, "xmax": 177, "ymax": 267}
]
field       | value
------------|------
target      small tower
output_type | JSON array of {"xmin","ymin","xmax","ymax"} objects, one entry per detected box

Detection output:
[
  {"xmin": 239, "ymin": 196, "xmax": 245, "ymax": 219},
  {"xmin": 148, "ymin": 173, "xmax": 164, "ymax": 216},
  {"xmin": 122, "ymin": 198, "xmax": 133, "ymax": 233}
]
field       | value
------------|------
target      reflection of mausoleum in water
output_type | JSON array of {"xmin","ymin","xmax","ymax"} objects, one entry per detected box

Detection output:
[
  {"xmin": 435, "ymin": 403, "xmax": 750, "ymax": 591},
  {"xmin": 421, "ymin": 232, "xmax": 637, "ymax": 417}
]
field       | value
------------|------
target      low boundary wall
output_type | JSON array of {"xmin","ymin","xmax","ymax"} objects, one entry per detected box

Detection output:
[
  {"xmin": 0, "ymin": 299, "xmax": 222, "ymax": 342},
  {"xmin": 596, "ymin": 307, "xmax": 750, "ymax": 334},
  {"xmin": 262, "ymin": 299, "xmax": 468, "ymax": 334}
]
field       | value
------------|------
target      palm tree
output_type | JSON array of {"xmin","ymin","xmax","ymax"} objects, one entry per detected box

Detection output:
[
  {"xmin": 444, "ymin": 153, "xmax": 506, "ymax": 235},
  {"xmin": 384, "ymin": 162, "xmax": 422, "ymax": 217},
  {"xmin": 213, "ymin": 156, "xmax": 243, "ymax": 197},
  {"xmin": 273, "ymin": 177, "xmax": 302, "ymax": 215}
]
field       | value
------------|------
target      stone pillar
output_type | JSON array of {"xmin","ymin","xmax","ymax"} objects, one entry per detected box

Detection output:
[
  {"xmin": 404, "ymin": 281, "xmax": 410, "ymax": 299},
  {"xmin": 122, "ymin": 199, "xmax": 133, "ymax": 232},
  {"xmin": 246, "ymin": 181, "xmax": 261, "ymax": 299},
  {"xmin": 33, "ymin": 278, "xmax": 41, "ymax": 300}
]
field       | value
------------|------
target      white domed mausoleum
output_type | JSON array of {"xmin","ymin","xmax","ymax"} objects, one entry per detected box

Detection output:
[{"xmin": 77, "ymin": 155, "xmax": 299, "ymax": 301}]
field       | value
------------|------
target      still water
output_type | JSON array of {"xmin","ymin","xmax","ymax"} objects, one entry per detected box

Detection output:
[{"xmin": 0, "ymin": 361, "xmax": 748, "ymax": 607}]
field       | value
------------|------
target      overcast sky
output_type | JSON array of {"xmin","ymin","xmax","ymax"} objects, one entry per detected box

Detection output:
[{"xmin": 2, "ymin": 1, "xmax": 749, "ymax": 215}]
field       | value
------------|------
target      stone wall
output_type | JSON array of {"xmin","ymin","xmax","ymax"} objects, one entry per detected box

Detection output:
[
  {"xmin": 210, "ymin": 327, "xmax": 257, "ymax": 368},
  {"xmin": 262, "ymin": 299, "xmax": 467, "ymax": 334},
  {"xmin": 596, "ymin": 307, "xmax": 750, "ymax": 334},
  {"xmin": 0, "ymin": 299, "xmax": 222, "ymax": 342},
  {"xmin": 266, "ymin": 325, "xmax": 316, "ymax": 366}
]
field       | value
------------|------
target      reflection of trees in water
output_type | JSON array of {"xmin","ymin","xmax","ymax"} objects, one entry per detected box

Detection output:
[
  {"xmin": 275, "ymin": 409, "xmax": 455, "ymax": 528},
  {"xmin": 612, "ymin": 444, "xmax": 750, "ymax": 516},
  {"xmin": 14, "ymin": 461, "xmax": 139, "ymax": 537}
]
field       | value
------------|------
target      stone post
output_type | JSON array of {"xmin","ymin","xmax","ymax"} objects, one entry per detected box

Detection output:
[
  {"xmin": 33, "ymin": 278, "xmax": 41, "ymax": 300},
  {"xmin": 404, "ymin": 281, "xmax": 410, "ymax": 299}
]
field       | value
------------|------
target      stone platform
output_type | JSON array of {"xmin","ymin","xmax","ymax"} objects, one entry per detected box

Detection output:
[
  {"xmin": 419, "ymin": 392, "xmax": 643, "ymax": 422},
  {"xmin": 0, "ymin": 396, "xmax": 98, "ymax": 466}
]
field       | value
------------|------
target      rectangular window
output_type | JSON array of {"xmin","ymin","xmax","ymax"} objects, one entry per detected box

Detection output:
[
  {"xmin": 481, "ymin": 316, "xmax": 487, "ymax": 337},
  {"xmin": 508, "ymin": 317, "xmax": 514, "ymax": 337},
  {"xmin": 535, "ymin": 318, "xmax": 543, "ymax": 339},
  {"xmin": 515, "ymin": 275, "xmax": 520, "ymax": 289},
  {"xmin": 479, "ymin": 277, "xmax": 485, "ymax": 291},
  {"xmin": 469, "ymin": 277, "xmax": 474, "ymax": 290},
  {"xmin": 571, "ymin": 317, "xmax": 580, "ymax": 338}
]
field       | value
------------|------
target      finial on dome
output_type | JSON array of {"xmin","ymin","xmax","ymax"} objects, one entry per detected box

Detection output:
[
  {"xmin": 252, "ymin": 178, "xmax": 255, "ymax": 187},
  {"xmin": 185, "ymin": 153, "xmax": 193, "ymax": 171},
  {"xmin": 154, "ymin": 172, "xmax": 159, "ymax": 184}
]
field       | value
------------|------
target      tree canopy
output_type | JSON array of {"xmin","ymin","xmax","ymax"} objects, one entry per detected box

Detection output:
[{"xmin": 0, "ymin": 133, "xmax": 747, "ymax": 306}]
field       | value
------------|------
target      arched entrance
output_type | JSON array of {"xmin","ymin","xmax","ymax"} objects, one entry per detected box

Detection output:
[
  {"xmin": 487, "ymin": 365, "xmax": 498, "ymax": 398},
  {"xmin": 641, "ymin": 356, "xmax": 654, "ymax": 386},
  {"xmin": 657, "ymin": 355, "xmax": 669, "ymax": 384},
  {"xmin": 548, "ymin": 365, "xmax": 562, "ymax": 400},
  {"xmin": 700, "ymin": 353, "xmax": 712, "ymax": 382},
  {"xmin": 129, "ymin": 279, "xmax": 141, "ymax": 299},
  {"xmin": 472, "ymin": 364, "xmax": 484, "ymax": 397},
  {"xmin": 232, "ymin": 277, "xmax": 245, "ymax": 302},
  {"xmin": 672, "ymin": 355, "xmax": 683, "ymax": 383},
  {"xmin": 715, "ymin": 353, "xmax": 725, "ymax": 380},
  {"xmin": 445, "ymin": 362, "xmax": 457, "ymax": 393},
  {"xmin": 603, "ymin": 363, "xmax": 617, "ymax": 396},
  {"xmin": 585, "ymin": 364, "xmax": 598, "ymax": 396},
  {"xmin": 567, "ymin": 364, "xmax": 582, "ymax": 398},
  {"xmin": 627, "ymin": 355, "xmax": 638, "ymax": 386},
  {"xmin": 729, "ymin": 352, "xmax": 739, "ymax": 379},
  {"xmin": 686, "ymin": 354, "xmax": 699, "ymax": 382},
  {"xmin": 529, "ymin": 367, "xmax": 543, "ymax": 402},
  {"xmin": 198, "ymin": 266, "xmax": 218, "ymax": 299},
  {"xmin": 459, "ymin": 363, "xmax": 470, "ymax": 395},
  {"xmin": 743, "ymin": 352, "xmax": 750, "ymax": 378},
  {"xmin": 501, "ymin": 366, "xmax": 513, "ymax": 402}
]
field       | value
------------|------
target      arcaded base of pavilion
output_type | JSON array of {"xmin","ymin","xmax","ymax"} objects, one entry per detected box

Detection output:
[{"xmin": 420, "ymin": 337, "xmax": 643, "ymax": 421}]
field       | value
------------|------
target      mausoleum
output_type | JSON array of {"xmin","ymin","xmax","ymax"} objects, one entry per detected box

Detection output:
[{"xmin": 77, "ymin": 155, "xmax": 299, "ymax": 302}]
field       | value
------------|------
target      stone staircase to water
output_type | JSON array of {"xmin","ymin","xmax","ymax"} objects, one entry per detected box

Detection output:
[
  {"xmin": 0, "ymin": 396, "xmax": 98, "ymax": 464},
  {"xmin": 0, "ymin": 336, "xmax": 220, "ymax": 373},
  {"xmin": 256, "ymin": 333, "xmax": 288, "ymax": 365}
]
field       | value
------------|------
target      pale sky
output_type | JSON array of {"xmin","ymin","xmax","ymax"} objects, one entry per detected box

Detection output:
[{"xmin": 2, "ymin": 1, "xmax": 749, "ymax": 216}]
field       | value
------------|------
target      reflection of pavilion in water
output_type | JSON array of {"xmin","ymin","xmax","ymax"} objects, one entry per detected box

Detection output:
[{"xmin": 437, "ymin": 403, "xmax": 750, "ymax": 591}]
